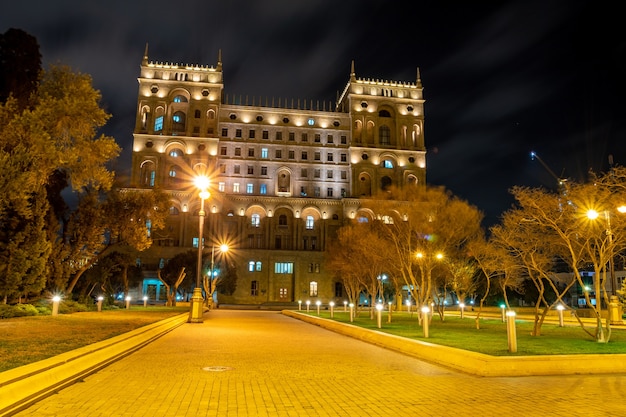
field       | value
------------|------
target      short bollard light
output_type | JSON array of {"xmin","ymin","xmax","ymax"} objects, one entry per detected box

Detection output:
[
  {"xmin": 143, "ymin": 296, "xmax": 148, "ymax": 308},
  {"xmin": 329, "ymin": 301, "xmax": 335, "ymax": 318},
  {"xmin": 388, "ymin": 301, "xmax": 392, "ymax": 323},
  {"xmin": 52, "ymin": 295, "xmax": 61, "ymax": 316},
  {"xmin": 349, "ymin": 303, "xmax": 355, "ymax": 322},
  {"xmin": 125, "ymin": 296, "xmax": 131, "ymax": 310},
  {"xmin": 376, "ymin": 303, "xmax": 383, "ymax": 328},
  {"xmin": 556, "ymin": 304, "xmax": 565, "ymax": 327},
  {"xmin": 506, "ymin": 310, "xmax": 517, "ymax": 353},
  {"xmin": 421, "ymin": 306, "xmax": 430, "ymax": 338},
  {"xmin": 500, "ymin": 304, "xmax": 506, "ymax": 322},
  {"xmin": 97, "ymin": 296, "xmax": 104, "ymax": 312},
  {"xmin": 316, "ymin": 300, "xmax": 321, "ymax": 315},
  {"xmin": 459, "ymin": 302, "xmax": 465, "ymax": 319},
  {"xmin": 306, "ymin": 300, "xmax": 311, "ymax": 312},
  {"xmin": 298, "ymin": 300, "xmax": 302, "ymax": 311},
  {"xmin": 343, "ymin": 300, "xmax": 348, "ymax": 312}
]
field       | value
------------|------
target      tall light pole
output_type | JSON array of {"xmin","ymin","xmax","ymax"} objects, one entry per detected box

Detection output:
[
  {"xmin": 190, "ymin": 175, "xmax": 210, "ymax": 323},
  {"xmin": 208, "ymin": 243, "xmax": 229, "ymax": 308}
]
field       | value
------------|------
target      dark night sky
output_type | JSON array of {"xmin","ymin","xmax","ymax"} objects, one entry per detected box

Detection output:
[{"xmin": 2, "ymin": 1, "xmax": 625, "ymax": 227}]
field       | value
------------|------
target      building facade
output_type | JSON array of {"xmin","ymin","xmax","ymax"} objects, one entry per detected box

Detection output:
[{"xmin": 128, "ymin": 47, "xmax": 426, "ymax": 305}]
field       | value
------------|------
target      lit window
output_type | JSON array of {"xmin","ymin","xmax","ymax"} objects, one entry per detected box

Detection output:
[
  {"xmin": 248, "ymin": 261, "xmax": 255, "ymax": 272},
  {"xmin": 218, "ymin": 182, "xmax": 225, "ymax": 192},
  {"xmin": 275, "ymin": 262, "xmax": 294, "ymax": 274},
  {"xmin": 307, "ymin": 118, "xmax": 314, "ymax": 126},
  {"xmin": 154, "ymin": 116, "xmax": 163, "ymax": 132},
  {"xmin": 309, "ymin": 281, "xmax": 318, "ymax": 297},
  {"xmin": 383, "ymin": 160, "xmax": 393, "ymax": 169},
  {"xmin": 247, "ymin": 183, "xmax": 254, "ymax": 193},
  {"xmin": 145, "ymin": 219, "xmax": 152, "ymax": 238},
  {"xmin": 256, "ymin": 261, "xmax": 262, "ymax": 271},
  {"xmin": 261, "ymin": 148, "xmax": 268, "ymax": 158},
  {"xmin": 306, "ymin": 215, "xmax": 314, "ymax": 230},
  {"xmin": 233, "ymin": 183, "xmax": 240, "ymax": 193},
  {"xmin": 169, "ymin": 149, "xmax": 182, "ymax": 157},
  {"xmin": 260, "ymin": 184, "xmax": 267, "ymax": 194},
  {"xmin": 251, "ymin": 214, "xmax": 260, "ymax": 227}
]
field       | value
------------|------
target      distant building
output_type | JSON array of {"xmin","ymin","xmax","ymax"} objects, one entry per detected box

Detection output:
[{"xmin": 126, "ymin": 47, "xmax": 426, "ymax": 305}]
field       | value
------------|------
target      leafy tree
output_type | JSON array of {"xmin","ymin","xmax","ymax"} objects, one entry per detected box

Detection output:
[
  {"xmin": 373, "ymin": 186, "xmax": 483, "ymax": 321},
  {"xmin": 157, "ymin": 250, "xmax": 197, "ymax": 306},
  {"xmin": 508, "ymin": 171, "xmax": 626, "ymax": 343},
  {"xmin": 0, "ymin": 28, "xmax": 41, "ymax": 109},
  {"xmin": 63, "ymin": 187, "xmax": 170, "ymax": 294},
  {"xmin": 326, "ymin": 223, "xmax": 368, "ymax": 313}
]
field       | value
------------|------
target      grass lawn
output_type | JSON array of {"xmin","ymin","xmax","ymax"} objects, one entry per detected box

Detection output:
[
  {"xmin": 0, "ymin": 306, "xmax": 188, "ymax": 372},
  {"xmin": 301, "ymin": 309, "xmax": 626, "ymax": 356}
]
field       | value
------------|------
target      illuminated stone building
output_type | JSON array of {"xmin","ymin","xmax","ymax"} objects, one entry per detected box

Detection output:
[{"xmin": 128, "ymin": 47, "xmax": 426, "ymax": 305}]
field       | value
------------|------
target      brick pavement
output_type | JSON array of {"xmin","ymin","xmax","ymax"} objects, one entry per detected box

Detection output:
[{"xmin": 12, "ymin": 310, "xmax": 626, "ymax": 417}]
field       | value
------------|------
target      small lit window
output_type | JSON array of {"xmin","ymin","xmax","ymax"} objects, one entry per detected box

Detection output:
[
  {"xmin": 309, "ymin": 281, "xmax": 318, "ymax": 297},
  {"xmin": 307, "ymin": 118, "xmax": 315, "ymax": 126},
  {"xmin": 261, "ymin": 148, "xmax": 268, "ymax": 158},
  {"xmin": 306, "ymin": 216, "xmax": 314, "ymax": 230},
  {"xmin": 154, "ymin": 116, "xmax": 163, "ymax": 132},
  {"xmin": 218, "ymin": 182, "xmax": 225, "ymax": 192},
  {"xmin": 247, "ymin": 183, "xmax": 253, "ymax": 193},
  {"xmin": 383, "ymin": 160, "xmax": 393, "ymax": 169},
  {"xmin": 233, "ymin": 183, "xmax": 240, "ymax": 193},
  {"xmin": 251, "ymin": 214, "xmax": 260, "ymax": 227},
  {"xmin": 260, "ymin": 184, "xmax": 267, "ymax": 194}
]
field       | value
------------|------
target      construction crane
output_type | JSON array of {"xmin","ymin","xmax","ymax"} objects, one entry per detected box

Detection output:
[{"xmin": 530, "ymin": 151, "xmax": 568, "ymax": 194}]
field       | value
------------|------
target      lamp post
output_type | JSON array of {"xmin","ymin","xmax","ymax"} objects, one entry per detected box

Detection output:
[
  {"xmin": 190, "ymin": 175, "xmax": 210, "ymax": 323},
  {"xmin": 208, "ymin": 243, "xmax": 229, "ymax": 308},
  {"xmin": 587, "ymin": 206, "xmax": 626, "ymax": 298}
]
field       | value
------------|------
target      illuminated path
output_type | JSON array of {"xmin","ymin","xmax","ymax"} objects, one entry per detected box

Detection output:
[{"xmin": 14, "ymin": 310, "xmax": 626, "ymax": 417}]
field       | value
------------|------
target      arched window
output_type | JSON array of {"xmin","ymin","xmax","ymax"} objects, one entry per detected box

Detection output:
[
  {"xmin": 379, "ymin": 109, "xmax": 391, "ymax": 117},
  {"xmin": 194, "ymin": 109, "xmax": 201, "ymax": 118},
  {"xmin": 382, "ymin": 159, "xmax": 393, "ymax": 169},
  {"xmin": 169, "ymin": 148, "xmax": 183, "ymax": 158},
  {"xmin": 279, "ymin": 214, "xmax": 288, "ymax": 226},
  {"xmin": 168, "ymin": 165, "xmax": 181, "ymax": 183},
  {"xmin": 169, "ymin": 206, "xmax": 180, "ymax": 215},
  {"xmin": 172, "ymin": 111, "xmax": 186, "ymax": 132},
  {"xmin": 173, "ymin": 95, "xmax": 188, "ymax": 103},
  {"xmin": 140, "ymin": 161, "xmax": 156, "ymax": 187},
  {"xmin": 305, "ymin": 215, "xmax": 314, "ymax": 230}
]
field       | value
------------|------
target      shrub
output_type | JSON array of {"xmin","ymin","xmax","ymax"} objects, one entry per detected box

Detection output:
[{"xmin": 0, "ymin": 304, "xmax": 39, "ymax": 319}]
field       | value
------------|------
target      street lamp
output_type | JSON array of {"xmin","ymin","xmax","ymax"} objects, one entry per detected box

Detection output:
[
  {"xmin": 190, "ymin": 175, "xmax": 210, "ymax": 323},
  {"xmin": 586, "ymin": 206, "xmax": 626, "ymax": 297}
]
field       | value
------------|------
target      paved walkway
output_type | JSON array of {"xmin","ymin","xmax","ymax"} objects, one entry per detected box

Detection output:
[{"xmin": 14, "ymin": 310, "xmax": 626, "ymax": 417}]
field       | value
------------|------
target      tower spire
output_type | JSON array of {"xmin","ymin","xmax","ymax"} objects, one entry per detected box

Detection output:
[
  {"xmin": 350, "ymin": 60, "xmax": 356, "ymax": 81},
  {"xmin": 416, "ymin": 67, "xmax": 422, "ymax": 87},
  {"xmin": 142, "ymin": 43, "xmax": 149, "ymax": 65},
  {"xmin": 217, "ymin": 49, "xmax": 223, "ymax": 71}
]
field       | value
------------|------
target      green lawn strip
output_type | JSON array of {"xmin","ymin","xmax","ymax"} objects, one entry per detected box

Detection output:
[
  {"xmin": 0, "ymin": 307, "xmax": 188, "ymax": 372},
  {"xmin": 304, "ymin": 311, "xmax": 626, "ymax": 356}
]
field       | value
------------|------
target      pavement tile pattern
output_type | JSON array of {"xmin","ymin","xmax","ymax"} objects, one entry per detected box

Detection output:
[{"xmin": 13, "ymin": 310, "xmax": 626, "ymax": 417}]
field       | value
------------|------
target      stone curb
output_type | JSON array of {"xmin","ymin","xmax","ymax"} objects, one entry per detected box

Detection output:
[
  {"xmin": 0, "ymin": 313, "xmax": 189, "ymax": 417},
  {"xmin": 282, "ymin": 310, "xmax": 626, "ymax": 377}
]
